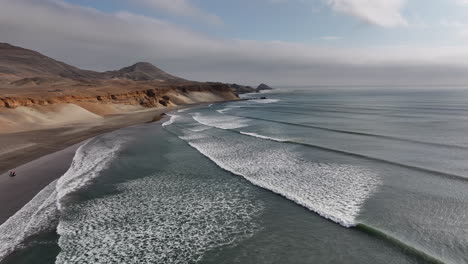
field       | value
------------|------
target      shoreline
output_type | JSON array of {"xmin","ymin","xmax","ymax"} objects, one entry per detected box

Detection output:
[{"xmin": 0, "ymin": 101, "xmax": 222, "ymax": 224}]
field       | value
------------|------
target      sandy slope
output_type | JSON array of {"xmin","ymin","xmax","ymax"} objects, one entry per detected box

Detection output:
[
  {"xmin": 0, "ymin": 90, "xmax": 235, "ymax": 134},
  {"xmin": 0, "ymin": 104, "xmax": 102, "ymax": 133}
]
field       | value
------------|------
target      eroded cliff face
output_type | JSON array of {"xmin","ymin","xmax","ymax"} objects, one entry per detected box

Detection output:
[
  {"xmin": 0, "ymin": 82, "xmax": 239, "ymax": 134},
  {"xmin": 0, "ymin": 43, "xmax": 241, "ymax": 134},
  {"xmin": 0, "ymin": 83, "xmax": 238, "ymax": 110}
]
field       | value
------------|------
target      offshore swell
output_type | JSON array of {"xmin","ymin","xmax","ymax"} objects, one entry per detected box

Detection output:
[
  {"xmin": 2, "ymin": 88, "xmax": 468, "ymax": 264},
  {"xmin": 164, "ymin": 89, "xmax": 468, "ymax": 264}
]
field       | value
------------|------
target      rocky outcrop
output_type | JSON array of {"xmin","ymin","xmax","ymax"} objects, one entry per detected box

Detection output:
[
  {"xmin": 257, "ymin": 83, "xmax": 273, "ymax": 92},
  {"xmin": 229, "ymin": 83, "xmax": 274, "ymax": 94},
  {"xmin": 229, "ymin": 83, "xmax": 256, "ymax": 94}
]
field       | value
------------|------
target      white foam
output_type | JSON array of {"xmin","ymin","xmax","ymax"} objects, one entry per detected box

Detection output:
[
  {"xmin": 162, "ymin": 114, "xmax": 179, "ymax": 127},
  {"xmin": 178, "ymin": 129, "xmax": 381, "ymax": 228},
  {"xmin": 0, "ymin": 180, "xmax": 58, "ymax": 261},
  {"xmin": 257, "ymin": 89, "xmax": 276, "ymax": 94},
  {"xmin": 216, "ymin": 108, "xmax": 231, "ymax": 114},
  {"xmin": 55, "ymin": 168, "xmax": 262, "ymax": 263},
  {"xmin": 191, "ymin": 112, "xmax": 249, "ymax": 130},
  {"xmin": 0, "ymin": 131, "xmax": 129, "ymax": 262},
  {"xmin": 189, "ymin": 125, "xmax": 212, "ymax": 132},
  {"xmin": 177, "ymin": 108, "xmax": 191, "ymax": 113},
  {"xmin": 56, "ymin": 135, "xmax": 127, "ymax": 210},
  {"xmin": 240, "ymin": 131, "xmax": 287, "ymax": 142},
  {"xmin": 250, "ymin": 99, "xmax": 281, "ymax": 104}
]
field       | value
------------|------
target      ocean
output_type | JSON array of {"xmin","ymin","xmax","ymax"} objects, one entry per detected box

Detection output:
[{"xmin": 1, "ymin": 87, "xmax": 468, "ymax": 264}]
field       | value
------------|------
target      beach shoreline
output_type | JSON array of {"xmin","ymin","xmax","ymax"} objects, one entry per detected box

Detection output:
[{"xmin": 0, "ymin": 102, "xmax": 216, "ymax": 225}]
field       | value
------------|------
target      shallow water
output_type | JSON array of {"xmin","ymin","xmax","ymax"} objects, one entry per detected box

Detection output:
[{"xmin": 2, "ymin": 87, "xmax": 468, "ymax": 264}]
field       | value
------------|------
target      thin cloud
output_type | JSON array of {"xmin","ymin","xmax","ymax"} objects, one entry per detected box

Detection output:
[
  {"xmin": 325, "ymin": 0, "xmax": 408, "ymax": 27},
  {"xmin": 130, "ymin": 0, "xmax": 222, "ymax": 25},
  {"xmin": 320, "ymin": 36, "xmax": 342, "ymax": 41},
  {"xmin": 1, "ymin": 0, "xmax": 468, "ymax": 85},
  {"xmin": 455, "ymin": 0, "xmax": 468, "ymax": 6}
]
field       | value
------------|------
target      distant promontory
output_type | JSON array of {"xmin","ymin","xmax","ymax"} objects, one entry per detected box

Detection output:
[{"xmin": 229, "ymin": 83, "xmax": 274, "ymax": 94}]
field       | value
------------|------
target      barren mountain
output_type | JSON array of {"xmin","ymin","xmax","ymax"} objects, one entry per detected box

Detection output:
[
  {"xmin": 0, "ymin": 43, "xmax": 238, "ymax": 133},
  {"xmin": 0, "ymin": 43, "xmax": 99, "ymax": 83},
  {"xmin": 103, "ymin": 62, "xmax": 185, "ymax": 82},
  {"xmin": 0, "ymin": 43, "xmax": 187, "ymax": 86}
]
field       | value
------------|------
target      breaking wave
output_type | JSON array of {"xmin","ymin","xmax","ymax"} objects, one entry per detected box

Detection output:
[
  {"xmin": 162, "ymin": 114, "xmax": 179, "ymax": 127},
  {"xmin": 56, "ymin": 135, "xmax": 128, "ymax": 209},
  {"xmin": 249, "ymin": 99, "xmax": 281, "ymax": 104},
  {"xmin": 178, "ymin": 123, "xmax": 381, "ymax": 227},
  {"xmin": 0, "ymin": 133, "xmax": 128, "ymax": 262},
  {"xmin": 191, "ymin": 112, "xmax": 249, "ymax": 130},
  {"xmin": 239, "ymin": 131, "xmax": 286, "ymax": 142},
  {"xmin": 0, "ymin": 180, "xmax": 58, "ymax": 261}
]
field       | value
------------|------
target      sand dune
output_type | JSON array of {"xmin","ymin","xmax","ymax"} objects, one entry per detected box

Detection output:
[
  {"xmin": 167, "ymin": 91, "xmax": 230, "ymax": 105},
  {"xmin": 0, "ymin": 104, "xmax": 103, "ymax": 133}
]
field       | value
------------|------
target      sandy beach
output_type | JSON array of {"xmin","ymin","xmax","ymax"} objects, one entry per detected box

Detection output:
[{"xmin": 0, "ymin": 107, "xmax": 176, "ymax": 224}]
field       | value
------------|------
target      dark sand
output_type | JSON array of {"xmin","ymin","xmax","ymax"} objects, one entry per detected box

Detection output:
[
  {"xmin": 0, "ymin": 143, "xmax": 80, "ymax": 224},
  {"xmin": 0, "ymin": 108, "xmax": 170, "ymax": 224}
]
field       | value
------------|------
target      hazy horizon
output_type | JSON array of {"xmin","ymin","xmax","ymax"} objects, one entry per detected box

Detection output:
[{"xmin": 2, "ymin": 0, "xmax": 468, "ymax": 86}]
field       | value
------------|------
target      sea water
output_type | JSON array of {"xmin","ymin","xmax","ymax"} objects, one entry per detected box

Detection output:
[{"xmin": 2, "ymin": 87, "xmax": 468, "ymax": 264}]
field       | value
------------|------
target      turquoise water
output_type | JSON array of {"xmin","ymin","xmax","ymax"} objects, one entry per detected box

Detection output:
[{"xmin": 2, "ymin": 88, "xmax": 468, "ymax": 263}]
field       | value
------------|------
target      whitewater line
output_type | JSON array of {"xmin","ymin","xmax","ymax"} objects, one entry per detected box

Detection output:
[
  {"xmin": 234, "ymin": 129, "xmax": 468, "ymax": 183},
  {"xmin": 162, "ymin": 114, "xmax": 179, "ymax": 127},
  {"xmin": 166, "ymin": 112, "xmax": 447, "ymax": 264},
  {"xmin": 0, "ymin": 181, "xmax": 59, "ymax": 262},
  {"xmin": 174, "ymin": 115, "xmax": 381, "ymax": 228},
  {"xmin": 181, "ymin": 139, "xmax": 372, "ymax": 228},
  {"xmin": 224, "ymin": 112, "xmax": 468, "ymax": 151}
]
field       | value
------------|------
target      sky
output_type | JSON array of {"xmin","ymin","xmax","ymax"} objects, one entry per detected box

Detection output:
[{"xmin": 2, "ymin": 0, "xmax": 468, "ymax": 86}]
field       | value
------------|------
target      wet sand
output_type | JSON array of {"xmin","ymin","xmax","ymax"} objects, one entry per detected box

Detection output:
[{"xmin": 0, "ymin": 108, "xmax": 170, "ymax": 224}]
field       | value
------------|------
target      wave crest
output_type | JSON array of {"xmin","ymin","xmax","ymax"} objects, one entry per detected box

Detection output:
[
  {"xmin": 178, "ymin": 129, "xmax": 381, "ymax": 227},
  {"xmin": 56, "ymin": 135, "xmax": 127, "ymax": 209}
]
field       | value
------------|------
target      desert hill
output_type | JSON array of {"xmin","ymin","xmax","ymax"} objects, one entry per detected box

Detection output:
[
  {"xmin": 0, "ymin": 43, "xmax": 188, "ymax": 86},
  {"xmin": 0, "ymin": 43, "xmax": 100, "ymax": 82},
  {"xmin": 0, "ymin": 43, "xmax": 238, "ymax": 133},
  {"xmin": 102, "ymin": 62, "xmax": 185, "ymax": 82}
]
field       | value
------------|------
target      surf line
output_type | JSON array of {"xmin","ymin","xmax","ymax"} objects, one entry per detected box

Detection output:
[
  {"xmin": 233, "ymin": 129, "xmax": 468, "ymax": 184},
  {"xmin": 171, "ymin": 124, "xmax": 448, "ymax": 264},
  {"xmin": 224, "ymin": 112, "xmax": 468, "ymax": 151},
  {"xmin": 356, "ymin": 224, "xmax": 445, "ymax": 264},
  {"xmin": 170, "ymin": 118, "xmax": 448, "ymax": 264},
  {"xmin": 183, "ymin": 110, "xmax": 468, "ymax": 183}
]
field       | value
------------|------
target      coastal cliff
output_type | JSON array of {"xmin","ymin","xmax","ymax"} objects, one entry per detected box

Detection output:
[
  {"xmin": 0, "ymin": 82, "xmax": 237, "ymax": 109},
  {"xmin": 0, "ymin": 43, "xmax": 239, "ymax": 132}
]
